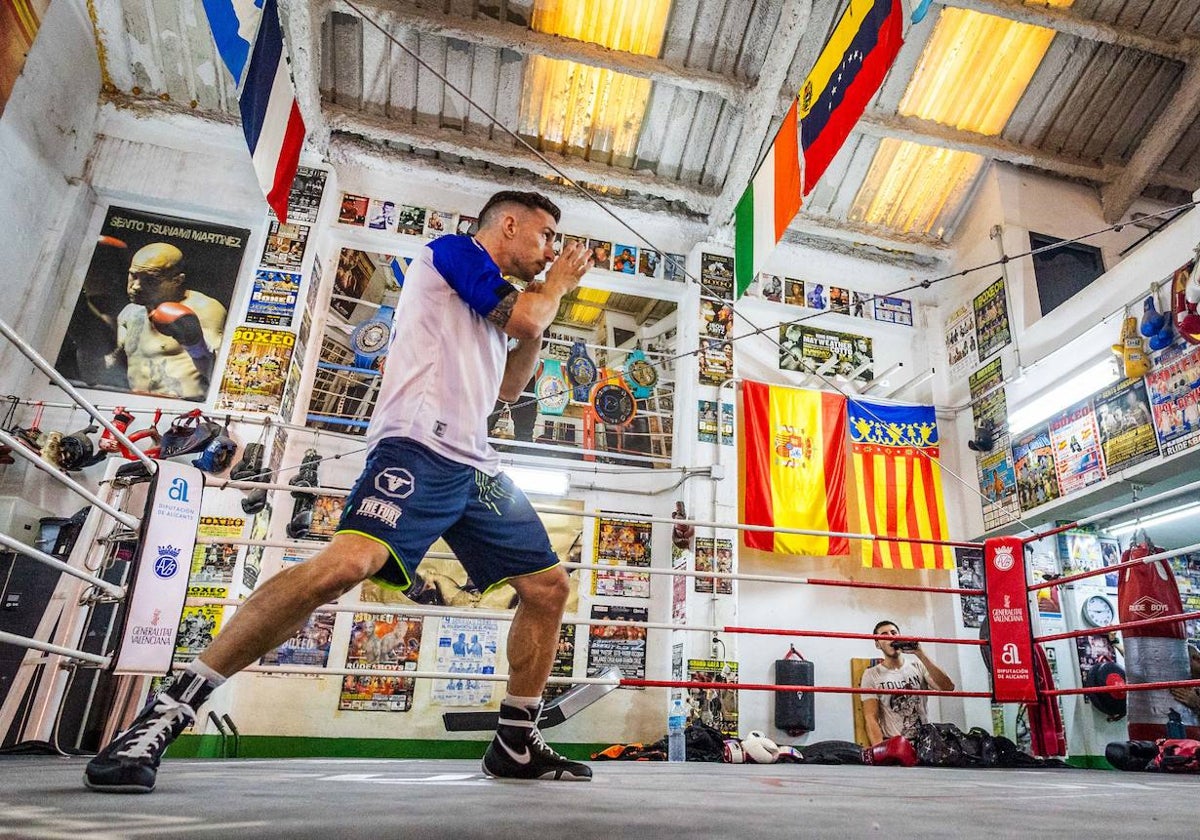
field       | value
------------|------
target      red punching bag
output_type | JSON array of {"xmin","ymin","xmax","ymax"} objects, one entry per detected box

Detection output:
[{"xmin": 1117, "ymin": 536, "xmax": 1199, "ymax": 740}]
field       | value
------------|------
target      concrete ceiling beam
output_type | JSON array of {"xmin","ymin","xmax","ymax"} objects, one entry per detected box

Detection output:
[
  {"xmin": 856, "ymin": 110, "xmax": 1199, "ymax": 193},
  {"xmin": 1102, "ymin": 57, "xmax": 1200, "ymax": 222},
  {"xmin": 326, "ymin": 103, "xmax": 721, "ymax": 209},
  {"xmin": 332, "ymin": 0, "xmax": 749, "ymax": 101},
  {"xmin": 703, "ymin": 0, "xmax": 814, "ymax": 231},
  {"xmin": 938, "ymin": 0, "xmax": 1198, "ymax": 62}
]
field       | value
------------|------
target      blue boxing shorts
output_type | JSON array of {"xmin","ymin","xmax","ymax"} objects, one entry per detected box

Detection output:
[{"xmin": 336, "ymin": 436, "xmax": 559, "ymax": 594}]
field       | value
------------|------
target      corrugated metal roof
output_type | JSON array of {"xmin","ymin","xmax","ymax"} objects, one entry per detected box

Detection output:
[{"xmin": 91, "ymin": 0, "xmax": 1200, "ymax": 254}]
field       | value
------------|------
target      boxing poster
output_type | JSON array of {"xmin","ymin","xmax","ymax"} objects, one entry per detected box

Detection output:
[
  {"xmin": 973, "ymin": 278, "xmax": 1011, "ymax": 360},
  {"xmin": 174, "ymin": 585, "xmax": 228, "ymax": 663},
  {"xmin": 686, "ymin": 659, "xmax": 738, "ymax": 737},
  {"xmin": 698, "ymin": 338, "xmax": 734, "ymax": 385},
  {"xmin": 1144, "ymin": 342, "xmax": 1200, "ymax": 457},
  {"xmin": 188, "ymin": 516, "xmax": 244, "ymax": 585},
  {"xmin": 694, "ymin": 537, "xmax": 733, "ymax": 595},
  {"xmin": 1060, "ymin": 530, "xmax": 1103, "ymax": 577},
  {"xmin": 955, "ymin": 547, "xmax": 985, "ymax": 629},
  {"xmin": 543, "ymin": 624, "xmax": 578, "ymax": 701},
  {"xmin": 779, "ymin": 325, "xmax": 873, "ymax": 382},
  {"xmin": 246, "ymin": 269, "xmax": 300, "ymax": 327},
  {"xmin": 1012, "ymin": 425, "xmax": 1060, "ymax": 512},
  {"xmin": 215, "ymin": 326, "xmax": 296, "ymax": 413},
  {"xmin": 592, "ymin": 515, "xmax": 651, "ymax": 599},
  {"xmin": 1093, "ymin": 377, "xmax": 1159, "ymax": 473},
  {"xmin": 671, "ymin": 546, "xmax": 689, "ymax": 623},
  {"xmin": 54, "ymin": 206, "xmax": 249, "ymax": 401},
  {"xmin": 968, "ymin": 356, "xmax": 1006, "ymax": 430},
  {"xmin": 700, "ymin": 252, "xmax": 734, "ymax": 299},
  {"xmin": 1048, "ymin": 399, "xmax": 1106, "ymax": 495},
  {"xmin": 259, "ymin": 612, "xmax": 335, "ymax": 670},
  {"xmin": 664, "ymin": 253, "xmax": 687, "ymax": 283},
  {"xmin": 874, "ymin": 296, "xmax": 913, "ymax": 326},
  {"xmin": 276, "ymin": 166, "xmax": 327, "ymax": 225},
  {"xmin": 697, "ymin": 400, "xmax": 733, "ymax": 445},
  {"xmin": 242, "ymin": 503, "xmax": 271, "ymax": 591},
  {"xmin": 586, "ymin": 605, "xmax": 647, "ymax": 679},
  {"xmin": 977, "ymin": 437, "xmax": 1019, "ymax": 531},
  {"xmin": 944, "ymin": 302, "xmax": 978, "ymax": 379},
  {"xmin": 700, "ymin": 297, "xmax": 733, "ymax": 340},
  {"xmin": 431, "ymin": 616, "xmax": 499, "ymax": 706},
  {"xmin": 339, "ymin": 612, "xmax": 422, "ymax": 712},
  {"xmin": 260, "ymin": 221, "xmax": 308, "ymax": 272}
]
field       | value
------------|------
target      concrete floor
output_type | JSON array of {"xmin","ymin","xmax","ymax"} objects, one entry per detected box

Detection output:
[{"xmin": 0, "ymin": 757, "xmax": 1195, "ymax": 839}]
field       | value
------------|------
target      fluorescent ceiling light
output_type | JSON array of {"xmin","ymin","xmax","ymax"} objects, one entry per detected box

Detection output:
[
  {"xmin": 1107, "ymin": 501, "xmax": 1200, "ymax": 538},
  {"xmin": 1006, "ymin": 357, "xmax": 1119, "ymax": 436},
  {"xmin": 507, "ymin": 466, "xmax": 571, "ymax": 497},
  {"xmin": 851, "ymin": 2, "xmax": 1074, "ymax": 235},
  {"xmin": 519, "ymin": 0, "xmax": 672, "ymax": 167}
]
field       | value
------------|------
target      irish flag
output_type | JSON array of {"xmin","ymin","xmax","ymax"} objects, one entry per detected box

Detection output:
[
  {"xmin": 741, "ymin": 380, "xmax": 849, "ymax": 556},
  {"xmin": 733, "ymin": 99, "xmax": 802, "ymax": 299}
]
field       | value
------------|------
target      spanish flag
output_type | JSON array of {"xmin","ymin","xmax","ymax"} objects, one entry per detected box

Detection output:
[
  {"xmin": 741, "ymin": 381, "xmax": 849, "ymax": 556},
  {"xmin": 848, "ymin": 398, "xmax": 953, "ymax": 570},
  {"xmin": 799, "ymin": 0, "xmax": 904, "ymax": 195}
]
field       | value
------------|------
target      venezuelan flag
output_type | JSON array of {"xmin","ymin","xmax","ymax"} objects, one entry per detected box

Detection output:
[
  {"xmin": 741, "ymin": 381, "xmax": 848, "ymax": 556},
  {"xmin": 799, "ymin": 0, "xmax": 904, "ymax": 195},
  {"xmin": 847, "ymin": 398, "xmax": 953, "ymax": 570}
]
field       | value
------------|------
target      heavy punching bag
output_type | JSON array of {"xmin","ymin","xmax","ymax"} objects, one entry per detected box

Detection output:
[
  {"xmin": 774, "ymin": 645, "xmax": 815, "ymax": 736},
  {"xmin": 1118, "ymin": 536, "xmax": 1200, "ymax": 740}
]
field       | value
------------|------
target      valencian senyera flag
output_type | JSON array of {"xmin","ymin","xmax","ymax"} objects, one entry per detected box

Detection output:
[
  {"xmin": 733, "ymin": 99, "xmax": 802, "ymax": 299},
  {"xmin": 741, "ymin": 380, "xmax": 849, "ymax": 556},
  {"xmin": 799, "ymin": 0, "xmax": 905, "ymax": 195},
  {"xmin": 848, "ymin": 398, "xmax": 952, "ymax": 570}
]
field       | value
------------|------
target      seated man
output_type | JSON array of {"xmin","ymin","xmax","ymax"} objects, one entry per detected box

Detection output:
[{"xmin": 860, "ymin": 619, "xmax": 955, "ymax": 744}]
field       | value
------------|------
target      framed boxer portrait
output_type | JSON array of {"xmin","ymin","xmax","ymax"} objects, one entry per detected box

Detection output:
[{"xmin": 54, "ymin": 206, "xmax": 249, "ymax": 402}]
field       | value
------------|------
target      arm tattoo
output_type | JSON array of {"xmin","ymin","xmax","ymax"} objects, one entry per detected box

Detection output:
[{"xmin": 486, "ymin": 291, "xmax": 517, "ymax": 329}]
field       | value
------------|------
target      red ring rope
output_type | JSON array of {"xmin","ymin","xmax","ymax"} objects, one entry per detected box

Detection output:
[
  {"xmin": 621, "ymin": 678, "xmax": 991, "ymax": 697},
  {"xmin": 806, "ymin": 577, "xmax": 983, "ymax": 596},
  {"xmin": 1042, "ymin": 677, "xmax": 1200, "ymax": 697},
  {"xmin": 1034, "ymin": 610, "xmax": 1200, "ymax": 643},
  {"xmin": 723, "ymin": 626, "xmax": 987, "ymax": 646}
]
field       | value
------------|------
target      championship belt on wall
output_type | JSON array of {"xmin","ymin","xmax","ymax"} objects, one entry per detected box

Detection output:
[
  {"xmin": 622, "ymin": 348, "xmax": 658, "ymax": 399},
  {"xmin": 536, "ymin": 358, "xmax": 569, "ymax": 416},
  {"xmin": 591, "ymin": 369, "xmax": 636, "ymax": 427},
  {"xmin": 349, "ymin": 287, "xmax": 400, "ymax": 369},
  {"xmin": 566, "ymin": 340, "xmax": 597, "ymax": 403}
]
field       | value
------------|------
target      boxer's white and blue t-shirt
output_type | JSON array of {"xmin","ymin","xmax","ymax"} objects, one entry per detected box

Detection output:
[
  {"xmin": 343, "ymin": 234, "xmax": 557, "ymax": 594},
  {"xmin": 368, "ymin": 234, "xmax": 515, "ymax": 475}
]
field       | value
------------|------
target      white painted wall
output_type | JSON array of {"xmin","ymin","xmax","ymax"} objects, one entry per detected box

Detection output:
[{"xmin": 7, "ymin": 12, "xmax": 1197, "ymax": 754}]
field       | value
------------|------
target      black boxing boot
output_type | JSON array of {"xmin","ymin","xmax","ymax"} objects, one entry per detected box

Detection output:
[
  {"xmin": 482, "ymin": 700, "xmax": 592, "ymax": 781},
  {"xmin": 84, "ymin": 671, "xmax": 216, "ymax": 793}
]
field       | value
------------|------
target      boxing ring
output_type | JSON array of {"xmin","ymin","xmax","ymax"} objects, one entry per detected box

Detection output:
[{"xmin": 3, "ymin": 310, "xmax": 1200, "ymax": 837}]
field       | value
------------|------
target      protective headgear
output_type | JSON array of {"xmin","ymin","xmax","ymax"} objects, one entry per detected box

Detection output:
[
  {"xmin": 57, "ymin": 425, "xmax": 105, "ymax": 471},
  {"xmin": 193, "ymin": 434, "xmax": 237, "ymax": 473}
]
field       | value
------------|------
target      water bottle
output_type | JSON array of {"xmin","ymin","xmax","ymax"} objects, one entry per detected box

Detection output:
[
  {"xmin": 1166, "ymin": 708, "xmax": 1185, "ymax": 740},
  {"xmin": 668, "ymin": 696, "xmax": 687, "ymax": 762}
]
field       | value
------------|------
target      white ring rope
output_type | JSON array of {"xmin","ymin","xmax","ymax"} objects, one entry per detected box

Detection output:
[
  {"xmin": 0, "ymin": 429, "xmax": 139, "ymax": 530},
  {"xmin": 0, "ymin": 532, "xmax": 123, "ymax": 598},
  {"xmin": 0, "ymin": 315, "xmax": 156, "ymax": 471},
  {"xmin": 0, "ymin": 629, "xmax": 109, "ymax": 666}
]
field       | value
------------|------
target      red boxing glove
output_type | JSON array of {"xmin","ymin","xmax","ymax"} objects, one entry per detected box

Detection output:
[
  {"xmin": 862, "ymin": 735, "xmax": 918, "ymax": 767},
  {"xmin": 149, "ymin": 301, "xmax": 208, "ymax": 360}
]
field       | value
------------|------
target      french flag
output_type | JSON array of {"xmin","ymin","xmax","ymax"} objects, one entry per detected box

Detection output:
[{"xmin": 238, "ymin": 0, "xmax": 305, "ymax": 223}]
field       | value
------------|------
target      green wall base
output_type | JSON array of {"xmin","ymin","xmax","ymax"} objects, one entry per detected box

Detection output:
[
  {"xmin": 167, "ymin": 734, "xmax": 608, "ymax": 762},
  {"xmin": 1064, "ymin": 754, "xmax": 1113, "ymax": 770}
]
